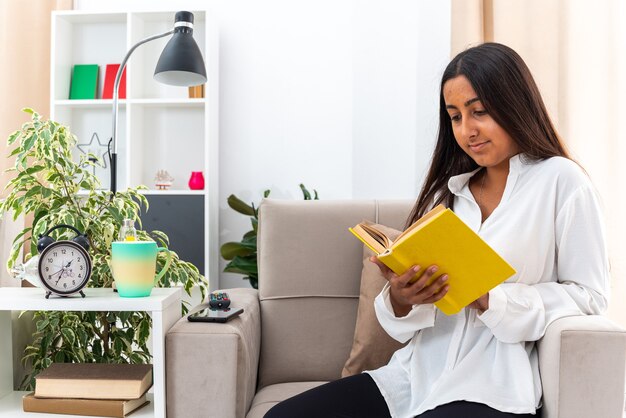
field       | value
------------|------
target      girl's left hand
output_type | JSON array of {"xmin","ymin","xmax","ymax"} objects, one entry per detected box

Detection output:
[{"xmin": 468, "ymin": 293, "xmax": 489, "ymax": 313}]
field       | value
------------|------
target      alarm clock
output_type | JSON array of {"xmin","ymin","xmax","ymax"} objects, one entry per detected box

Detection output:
[{"xmin": 37, "ymin": 224, "xmax": 92, "ymax": 299}]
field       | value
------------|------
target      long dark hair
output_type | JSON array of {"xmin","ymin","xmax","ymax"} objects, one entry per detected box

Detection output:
[{"xmin": 406, "ymin": 42, "xmax": 570, "ymax": 227}]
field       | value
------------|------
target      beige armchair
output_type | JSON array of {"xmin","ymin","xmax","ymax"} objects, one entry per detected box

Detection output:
[{"xmin": 166, "ymin": 199, "xmax": 626, "ymax": 418}]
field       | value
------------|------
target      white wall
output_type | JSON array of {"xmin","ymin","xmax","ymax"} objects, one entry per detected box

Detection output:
[{"xmin": 75, "ymin": 0, "xmax": 452, "ymax": 289}]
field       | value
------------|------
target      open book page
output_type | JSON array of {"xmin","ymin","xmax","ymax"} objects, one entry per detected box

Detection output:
[{"xmin": 349, "ymin": 222, "xmax": 390, "ymax": 255}]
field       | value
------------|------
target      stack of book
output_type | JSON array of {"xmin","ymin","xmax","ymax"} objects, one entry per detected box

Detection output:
[{"xmin": 23, "ymin": 363, "xmax": 153, "ymax": 417}]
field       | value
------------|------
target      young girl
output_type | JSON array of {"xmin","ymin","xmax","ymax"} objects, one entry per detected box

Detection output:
[{"xmin": 265, "ymin": 42, "xmax": 609, "ymax": 418}]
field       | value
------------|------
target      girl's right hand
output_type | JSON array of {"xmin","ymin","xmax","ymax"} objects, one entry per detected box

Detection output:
[{"xmin": 370, "ymin": 257, "xmax": 449, "ymax": 317}]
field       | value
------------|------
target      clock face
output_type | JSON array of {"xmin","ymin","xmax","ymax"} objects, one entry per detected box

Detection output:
[{"xmin": 38, "ymin": 241, "xmax": 91, "ymax": 295}]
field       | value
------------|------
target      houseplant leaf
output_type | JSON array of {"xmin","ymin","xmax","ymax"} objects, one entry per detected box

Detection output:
[
  {"xmin": 227, "ymin": 194, "xmax": 255, "ymax": 216},
  {"xmin": 220, "ymin": 241, "xmax": 256, "ymax": 260}
]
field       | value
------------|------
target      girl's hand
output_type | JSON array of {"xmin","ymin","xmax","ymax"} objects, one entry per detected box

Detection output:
[
  {"xmin": 370, "ymin": 257, "xmax": 449, "ymax": 317},
  {"xmin": 468, "ymin": 293, "xmax": 489, "ymax": 314}
]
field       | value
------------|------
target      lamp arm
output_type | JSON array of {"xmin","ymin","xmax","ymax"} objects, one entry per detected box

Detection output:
[{"xmin": 110, "ymin": 29, "xmax": 174, "ymax": 194}]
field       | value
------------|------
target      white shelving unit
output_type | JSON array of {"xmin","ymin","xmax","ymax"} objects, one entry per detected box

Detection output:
[
  {"xmin": 0, "ymin": 287, "xmax": 182, "ymax": 418},
  {"xmin": 50, "ymin": 10, "xmax": 219, "ymax": 286}
]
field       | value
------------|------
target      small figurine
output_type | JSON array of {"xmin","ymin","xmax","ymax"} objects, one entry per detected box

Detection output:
[{"xmin": 154, "ymin": 170, "xmax": 174, "ymax": 190}]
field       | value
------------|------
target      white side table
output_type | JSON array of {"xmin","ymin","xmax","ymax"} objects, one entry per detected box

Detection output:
[{"xmin": 0, "ymin": 287, "xmax": 181, "ymax": 418}]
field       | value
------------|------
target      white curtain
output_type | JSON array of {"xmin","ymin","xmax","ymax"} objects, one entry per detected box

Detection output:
[{"xmin": 452, "ymin": 0, "xmax": 626, "ymax": 326}]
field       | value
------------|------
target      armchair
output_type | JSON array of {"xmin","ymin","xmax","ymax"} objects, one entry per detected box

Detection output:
[{"xmin": 166, "ymin": 199, "xmax": 626, "ymax": 418}]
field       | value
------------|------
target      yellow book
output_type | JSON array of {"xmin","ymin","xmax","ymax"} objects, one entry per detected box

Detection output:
[{"xmin": 349, "ymin": 205, "xmax": 515, "ymax": 315}]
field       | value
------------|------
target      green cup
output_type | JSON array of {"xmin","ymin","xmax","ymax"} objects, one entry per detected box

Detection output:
[{"xmin": 111, "ymin": 241, "xmax": 172, "ymax": 297}]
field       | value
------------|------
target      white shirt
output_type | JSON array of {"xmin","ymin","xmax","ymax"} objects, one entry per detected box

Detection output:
[{"xmin": 366, "ymin": 154, "xmax": 610, "ymax": 417}]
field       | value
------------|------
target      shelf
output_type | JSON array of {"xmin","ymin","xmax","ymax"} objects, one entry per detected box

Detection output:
[
  {"xmin": 0, "ymin": 391, "xmax": 154, "ymax": 418},
  {"xmin": 128, "ymin": 105, "xmax": 205, "ymax": 189},
  {"xmin": 75, "ymin": 189, "xmax": 206, "ymax": 196},
  {"xmin": 0, "ymin": 287, "xmax": 182, "ymax": 418},
  {"xmin": 52, "ymin": 11, "xmax": 127, "ymax": 24},
  {"xmin": 54, "ymin": 99, "xmax": 123, "ymax": 108},
  {"xmin": 140, "ymin": 189, "xmax": 206, "ymax": 195},
  {"xmin": 54, "ymin": 99, "xmax": 206, "ymax": 108},
  {"xmin": 130, "ymin": 98, "xmax": 207, "ymax": 107},
  {"xmin": 0, "ymin": 287, "xmax": 181, "ymax": 312},
  {"xmin": 52, "ymin": 13, "xmax": 127, "ymax": 102}
]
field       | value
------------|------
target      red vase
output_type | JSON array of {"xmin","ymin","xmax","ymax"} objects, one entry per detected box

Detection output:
[{"xmin": 188, "ymin": 171, "xmax": 205, "ymax": 190}]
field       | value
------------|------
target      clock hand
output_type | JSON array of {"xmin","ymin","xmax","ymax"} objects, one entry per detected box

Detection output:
[
  {"xmin": 54, "ymin": 265, "xmax": 67, "ymax": 285},
  {"xmin": 49, "ymin": 268, "xmax": 64, "ymax": 277}
]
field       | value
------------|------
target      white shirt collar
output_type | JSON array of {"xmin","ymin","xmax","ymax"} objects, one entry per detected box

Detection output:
[{"xmin": 448, "ymin": 153, "xmax": 527, "ymax": 195}]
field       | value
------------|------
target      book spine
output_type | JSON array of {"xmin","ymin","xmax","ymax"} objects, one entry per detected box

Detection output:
[
  {"xmin": 378, "ymin": 250, "xmax": 418, "ymax": 281},
  {"xmin": 35, "ymin": 383, "xmax": 143, "ymax": 400},
  {"xmin": 69, "ymin": 65, "xmax": 99, "ymax": 100},
  {"xmin": 23, "ymin": 396, "xmax": 123, "ymax": 417},
  {"xmin": 102, "ymin": 64, "xmax": 126, "ymax": 99},
  {"xmin": 381, "ymin": 251, "xmax": 463, "ymax": 315}
]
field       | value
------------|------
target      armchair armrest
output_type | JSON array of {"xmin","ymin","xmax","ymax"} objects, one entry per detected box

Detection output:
[
  {"xmin": 538, "ymin": 315, "xmax": 626, "ymax": 418},
  {"xmin": 166, "ymin": 288, "xmax": 261, "ymax": 418}
]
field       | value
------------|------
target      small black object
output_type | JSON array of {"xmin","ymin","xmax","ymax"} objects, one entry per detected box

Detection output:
[
  {"xmin": 37, "ymin": 235, "xmax": 55, "ymax": 253},
  {"xmin": 38, "ymin": 224, "xmax": 90, "ymax": 252},
  {"xmin": 208, "ymin": 292, "xmax": 231, "ymax": 309},
  {"xmin": 187, "ymin": 307, "xmax": 244, "ymax": 323}
]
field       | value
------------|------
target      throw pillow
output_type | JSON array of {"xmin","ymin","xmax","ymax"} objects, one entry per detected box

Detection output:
[{"xmin": 341, "ymin": 224, "xmax": 406, "ymax": 377}]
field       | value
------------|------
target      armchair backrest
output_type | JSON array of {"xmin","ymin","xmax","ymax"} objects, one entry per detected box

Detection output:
[{"xmin": 256, "ymin": 199, "xmax": 412, "ymax": 389}]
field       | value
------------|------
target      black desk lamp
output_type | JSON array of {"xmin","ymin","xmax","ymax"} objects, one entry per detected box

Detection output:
[{"xmin": 110, "ymin": 11, "xmax": 207, "ymax": 194}]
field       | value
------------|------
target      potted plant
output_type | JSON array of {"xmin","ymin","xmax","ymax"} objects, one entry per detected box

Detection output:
[{"xmin": 0, "ymin": 109, "xmax": 208, "ymax": 389}]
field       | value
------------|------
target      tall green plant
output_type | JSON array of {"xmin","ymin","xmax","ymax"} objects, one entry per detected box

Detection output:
[
  {"xmin": 220, "ymin": 184, "xmax": 318, "ymax": 289},
  {"xmin": 0, "ymin": 109, "xmax": 208, "ymax": 389}
]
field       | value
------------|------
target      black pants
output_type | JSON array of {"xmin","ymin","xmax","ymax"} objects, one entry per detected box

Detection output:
[{"xmin": 264, "ymin": 374, "xmax": 540, "ymax": 418}]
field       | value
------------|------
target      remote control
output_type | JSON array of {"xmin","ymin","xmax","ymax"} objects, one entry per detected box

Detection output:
[{"xmin": 209, "ymin": 292, "xmax": 231, "ymax": 309}]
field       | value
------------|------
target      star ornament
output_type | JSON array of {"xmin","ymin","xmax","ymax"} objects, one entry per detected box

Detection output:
[{"xmin": 77, "ymin": 132, "xmax": 109, "ymax": 169}]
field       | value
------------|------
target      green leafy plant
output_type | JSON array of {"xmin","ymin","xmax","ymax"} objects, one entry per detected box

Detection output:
[
  {"xmin": 0, "ymin": 109, "xmax": 208, "ymax": 389},
  {"xmin": 220, "ymin": 184, "xmax": 318, "ymax": 289}
]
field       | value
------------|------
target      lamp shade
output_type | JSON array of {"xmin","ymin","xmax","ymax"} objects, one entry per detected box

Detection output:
[{"xmin": 154, "ymin": 11, "xmax": 207, "ymax": 86}]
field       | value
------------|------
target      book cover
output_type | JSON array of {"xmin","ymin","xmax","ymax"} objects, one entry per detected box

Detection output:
[
  {"xmin": 69, "ymin": 64, "xmax": 99, "ymax": 100},
  {"xmin": 188, "ymin": 84, "xmax": 205, "ymax": 98},
  {"xmin": 23, "ymin": 392, "xmax": 149, "ymax": 417},
  {"xmin": 102, "ymin": 64, "xmax": 126, "ymax": 99},
  {"xmin": 349, "ymin": 205, "xmax": 516, "ymax": 315},
  {"xmin": 35, "ymin": 363, "xmax": 153, "ymax": 400}
]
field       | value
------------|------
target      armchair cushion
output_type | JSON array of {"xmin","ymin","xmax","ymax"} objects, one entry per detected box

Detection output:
[
  {"xmin": 341, "ymin": 224, "xmax": 405, "ymax": 377},
  {"xmin": 257, "ymin": 200, "xmax": 369, "ymax": 388},
  {"xmin": 246, "ymin": 382, "xmax": 326, "ymax": 418}
]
